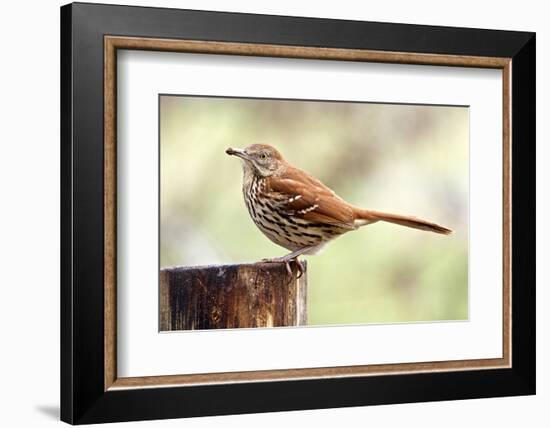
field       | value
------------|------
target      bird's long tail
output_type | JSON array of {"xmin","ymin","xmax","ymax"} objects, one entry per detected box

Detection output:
[{"xmin": 354, "ymin": 209, "xmax": 452, "ymax": 235}]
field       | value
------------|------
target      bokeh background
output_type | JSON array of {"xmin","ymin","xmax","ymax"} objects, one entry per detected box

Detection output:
[{"xmin": 160, "ymin": 95, "xmax": 469, "ymax": 326}]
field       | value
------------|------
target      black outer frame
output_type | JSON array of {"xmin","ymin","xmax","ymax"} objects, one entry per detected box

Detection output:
[{"xmin": 60, "ymin": 2, "xmax": 535, "ymax": 424}]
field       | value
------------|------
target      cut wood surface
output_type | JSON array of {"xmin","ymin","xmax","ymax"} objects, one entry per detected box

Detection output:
[{"xmin": 160, "ymin": 262, "xmax": 307, "ymax": 331}]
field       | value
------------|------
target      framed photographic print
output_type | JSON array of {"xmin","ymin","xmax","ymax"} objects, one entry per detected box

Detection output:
[{"xmin": 60, "ymin": 2, "xmax": 536, "ymax": 424}]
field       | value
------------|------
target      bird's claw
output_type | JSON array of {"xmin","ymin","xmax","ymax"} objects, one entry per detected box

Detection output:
[
  {"xmin": 261, "ymin": 257, "xmax": 304, "ymax": 281},
  {"xmin": 295, "ymin": 260, "xmax": 305, "ymax": 279}
]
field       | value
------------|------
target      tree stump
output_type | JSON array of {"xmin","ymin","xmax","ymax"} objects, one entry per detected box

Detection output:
[{"xmin": 159, "ymin": 262, "xmax": 307, "ymax": 331}]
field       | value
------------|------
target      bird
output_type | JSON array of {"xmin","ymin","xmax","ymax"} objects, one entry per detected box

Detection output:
[{"xmin": 226, "ymin": 144, "xmax": 451, "ymax": 276}]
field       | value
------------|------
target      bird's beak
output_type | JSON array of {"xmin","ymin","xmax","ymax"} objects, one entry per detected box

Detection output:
[{"xmin": 226, "ymin": 147, "xmax": 248, "ymax": 160}]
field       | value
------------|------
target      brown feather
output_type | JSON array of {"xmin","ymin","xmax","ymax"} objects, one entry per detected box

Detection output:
[
  {"xmin": 267, "ymin": 166, "xmax": 356, "ymax": 229},
  {"xmin": 354, "ymin": 208, "xmax": 452, "ymax": 235}
]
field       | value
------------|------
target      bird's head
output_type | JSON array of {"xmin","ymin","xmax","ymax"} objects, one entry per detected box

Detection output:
[{"xmin": 226, "ymin": 144, "xmax": 285, "ymax": 177}]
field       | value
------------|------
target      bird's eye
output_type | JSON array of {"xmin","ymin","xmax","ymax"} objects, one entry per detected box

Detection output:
[{"xmin": 260, "ymin": 153, "xmax": 268, "ymax": 160}]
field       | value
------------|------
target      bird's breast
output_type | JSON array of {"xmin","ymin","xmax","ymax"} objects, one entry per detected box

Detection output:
[{"xmin": 241, "ymin": 176, "xmax": 346, "ymax": 251}]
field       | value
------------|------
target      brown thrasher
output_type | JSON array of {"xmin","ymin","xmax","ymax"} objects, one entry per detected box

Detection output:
[{"xmin": 226, "ymin": 144, "xmax": 451, "ymax": 275}]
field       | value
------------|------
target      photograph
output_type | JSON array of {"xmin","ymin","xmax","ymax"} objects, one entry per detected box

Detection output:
[{"xmin": 159, "ymin": 95, "xmax": 468, "ymax": 331}]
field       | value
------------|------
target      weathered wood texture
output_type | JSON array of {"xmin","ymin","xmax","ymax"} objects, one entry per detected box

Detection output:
[{"xmin": 160, "ymin": 262, "xmax": 307, "ymax": 331}]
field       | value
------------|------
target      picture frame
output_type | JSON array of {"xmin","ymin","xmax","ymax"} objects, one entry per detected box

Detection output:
[{"xmin": 60, "ymin": 2, "xmax": 535, "ymax": 424}]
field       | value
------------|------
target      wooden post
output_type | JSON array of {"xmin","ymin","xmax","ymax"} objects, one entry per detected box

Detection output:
[{"xmin": 160, "ymin": 262, "xmax": 307, "ymax": 331}]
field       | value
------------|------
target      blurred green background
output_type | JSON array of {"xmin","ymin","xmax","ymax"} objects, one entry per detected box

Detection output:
[{"xmin": 160, "ymin": 95, "xmax": 468, "ymax": 325}]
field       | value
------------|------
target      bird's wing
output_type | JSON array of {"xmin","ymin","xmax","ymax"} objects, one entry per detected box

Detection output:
[{"xmin": 266, "ymin": 166, "xmax": 356, "ymax": 229}]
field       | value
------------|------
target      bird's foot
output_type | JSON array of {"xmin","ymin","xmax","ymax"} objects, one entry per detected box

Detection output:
[
  {"xmin": 261, "ymin": 256, "xmax": 294, "ymax": 276},
  {"xmin": 261, "ymin": 256, "xmax": 304, "ymax": 279}
]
